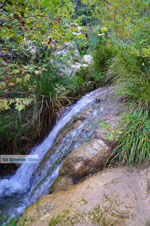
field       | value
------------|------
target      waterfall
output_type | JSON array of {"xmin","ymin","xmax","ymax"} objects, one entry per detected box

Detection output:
[{"xmin": 0, "ymin": 87, "xmax": 107, "ymax": 222}]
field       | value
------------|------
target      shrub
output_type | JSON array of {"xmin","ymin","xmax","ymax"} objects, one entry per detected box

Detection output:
[
  {"xmin": 108, "ymin": 24, "xmax": 150, "ymax": 110},
  {"xmin": 92, "ymin": 38, "xmax": 117, "ymax": 74}
]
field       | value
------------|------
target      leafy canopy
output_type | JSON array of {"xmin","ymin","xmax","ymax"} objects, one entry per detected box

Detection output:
[{"xmin": 0, "ymin": 0, "xmax": 82, "ymax": 111}]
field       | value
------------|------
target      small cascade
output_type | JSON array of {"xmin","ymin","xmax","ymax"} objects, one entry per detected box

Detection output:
[{"xmin": 0, "ymin": 87, "xmax": 107, "ymax": 222}]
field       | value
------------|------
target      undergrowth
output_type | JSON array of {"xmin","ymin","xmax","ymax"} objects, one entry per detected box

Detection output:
[
  {"xmin": 92, "ymin": 38, "xmax": 117, "ymax": 75},
  {"xmin": 105, "ymin": 24, "xmax": 150, "ymax": 165},
  {"xmin": 108, "ymin": 24, "xmax": 150, "ymax": 109}
]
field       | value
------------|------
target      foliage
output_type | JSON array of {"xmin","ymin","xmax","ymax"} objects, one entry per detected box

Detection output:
[
  {"xmin": 109, "ymin": 112, "xmax": 150, "ymax": 165},
  {"xmin": 74, "ymin": 0, "xmax": 95, "ymax": 26},
  {"xmin": 87, "ymin": 0, "xmax": 150, "ymax": 165},
  {"xmin": 0, "ymin": 0, "xmax": 150, "ymax": 167},
  {"xmin": 82, "ymin": 0, "xmax": 150, "ymax": 80},
  {"xmin": 0, "ymin": 0, "xmax": 84, "ymax": 112},
  {"xmin": 0, "ymin": 210, "xmax": 26, "ymax": 226},
  {"xmin": 92, "ymin": 38, "xmax": 117, "ymax": 74},
  {"xmin": 0, "ymin": 0, "xmax": 76, "ymax": 45},
  {"xmin": 99, "ymin": 121, "xmax": 122, "ymax": 142},
  {"xmin": 82, "ymin": 0, "xmax": 150, "ymax": 38},
  {"xmin": 107, "ymin": 24, "xmax": 150, "ymax": 108},
  {"xmin": 0, "ymin": 0, "xmax": 93, "ymax": 164}
]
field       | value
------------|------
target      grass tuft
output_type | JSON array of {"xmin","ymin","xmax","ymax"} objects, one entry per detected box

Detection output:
[{"xmin": 109, "ymin": 111, "xmax": 150, "ymax": 165}]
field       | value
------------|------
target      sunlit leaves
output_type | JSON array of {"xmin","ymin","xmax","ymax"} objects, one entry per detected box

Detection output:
[
  {"xmin": 0, "ymin": 97, "xmax": 35, "ymax": 112},
  {"xmin": 14, "ymin": 97, "xmax": 35, "ymax": 111},
  {"xmin": 0, "ymin": 0, "xmax": 83, "ymax": 112},
  {"xmin": 0, "ymin": 99, "xmax": 10, "ymax": 111}
]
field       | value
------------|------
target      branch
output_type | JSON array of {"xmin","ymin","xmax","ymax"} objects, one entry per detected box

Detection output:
[
  {"xmin": 0, "ymin": 14, "xmax": 51, "ymax": 26},
  {"xmin": 0, "ymin": 91, "xmax": 28, "ymax": 97}
]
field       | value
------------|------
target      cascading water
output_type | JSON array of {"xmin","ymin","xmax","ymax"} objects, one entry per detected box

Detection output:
[{"xmin": 0, "ymin": 87, "xmax": 107, "ymax": 223}]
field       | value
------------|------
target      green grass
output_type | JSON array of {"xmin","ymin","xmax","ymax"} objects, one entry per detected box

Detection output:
[
  {"xmin": 108, "ymin": 24, "xmax": 150, "ymax": 110},
  {"xmin": 103, "ymin": 24, "xmax": 150, "ymax": 165},
  {"xmin": 0, "ymin": 211, "xmax": 26, "ymax": 226},
  {"xmin": 109, "ymin": 111, "xmax": 150, "ymax": 165},
  {"xmin": 92, "ymin": 38, "xmax": 117, "ymax": 74}
]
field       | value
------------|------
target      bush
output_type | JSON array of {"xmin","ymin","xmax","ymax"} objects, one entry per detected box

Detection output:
[
  {"xmin": 92, "ymin": 38, "xmax": 117, "ymax": 74},
  {"xmin": 108, "ymin": 24, "xmax": 150, "ymax": 110}
]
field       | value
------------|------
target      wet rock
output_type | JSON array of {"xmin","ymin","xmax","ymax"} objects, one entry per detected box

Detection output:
[
  {"xmin": 50, "ymin": 176, "xmax": 73, "ymax": 193},
  {"xmin": 59, "ymin": 139, "xmax": 110, "ymax": 179},
  {"xmin": 33, "ymin": 86, "xmax": 124, "ymax": 194}
]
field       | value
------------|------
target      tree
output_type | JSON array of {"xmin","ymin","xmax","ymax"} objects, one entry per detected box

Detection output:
[{"xmin": 0, "ymin": 0, "xmax": 80, "ymax": 111}]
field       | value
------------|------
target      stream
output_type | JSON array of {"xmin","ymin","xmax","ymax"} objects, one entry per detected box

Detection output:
[{"xmin": 0, "ymin": 87, "xmax": 107, "ymax": 224}]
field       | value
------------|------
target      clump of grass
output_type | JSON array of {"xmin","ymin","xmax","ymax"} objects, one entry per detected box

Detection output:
[
  {"xmin": 109, "ymin": 111, "xmax": 150, "ymax": 165},
  {"xmin": 92, "ymin": 38, "xmax": 117, "ymax": 74},
  {"xmin": 74, "ymin": 65, "xmax": 103, "ymax": 90},
  {"xmin": 108, "ymin": 52, "xmax": 150, "ymax": 111}
]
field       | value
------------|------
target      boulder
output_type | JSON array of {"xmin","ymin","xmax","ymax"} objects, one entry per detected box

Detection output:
[
  {"xmin": 51, "ymin": 42, "xmax": 81, "ymax": 76},
  {"xmin": 70, "ymin": 55, "xmax": 93, "ymax": 73},
  {"xmin": 51, "ymin": 41, "xmax": 93, "ymax": 76},
  {"xmin": 59, "ymin": 139, "xmax": 110, "ymax": 179}
]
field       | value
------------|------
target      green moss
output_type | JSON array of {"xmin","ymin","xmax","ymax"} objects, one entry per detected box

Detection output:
[
  {"xmin": 80, "ymin": 198, "xmax": 88, "ymax": 205},
  {"xmin": 146, "ymin": 220, "xmax": 150, "ymax": 226},
  {"xmin": 49, "ymin": 209, "xmax": 82, "ymax": 226},
  {"xmin": 88, "ymin": 205, "xmax": 108, "ymax": 225}
]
